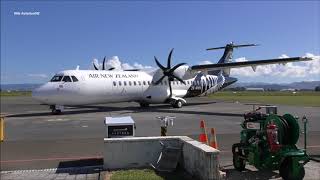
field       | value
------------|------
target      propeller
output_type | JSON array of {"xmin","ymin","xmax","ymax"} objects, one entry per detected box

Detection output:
[
  {"xmin": 102, "ymin": 57, "xmax": 106, "ymax": 70},
  {"xmin": 93, "ymin": 56, "xmax": 111, "ymax": 70},
  {"xmin": 154, "ymin": 49, "xmax": 187, "ymax": 98}
]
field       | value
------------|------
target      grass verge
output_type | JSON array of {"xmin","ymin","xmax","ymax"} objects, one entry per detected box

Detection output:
[
  {"xmin": 110, "ymin": 169, "xmax": 192, "ymax": 180},
  {"xmin": 0, "ymin": 91, "xmax": 32, "ymax": 97},
  {"xmin": 209, "ymin": 91, "xmax": 320, "ymax": 107}
]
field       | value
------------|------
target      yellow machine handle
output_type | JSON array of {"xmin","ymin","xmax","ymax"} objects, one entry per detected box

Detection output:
[{"xmin": 0, "ymin": 117, "xmax": 4, "ymax": 142}]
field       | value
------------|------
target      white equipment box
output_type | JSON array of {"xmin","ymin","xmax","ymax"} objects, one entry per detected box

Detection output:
[{"xmin": 104, "ymin": 116, "xmax": 135, "ymax": 138}]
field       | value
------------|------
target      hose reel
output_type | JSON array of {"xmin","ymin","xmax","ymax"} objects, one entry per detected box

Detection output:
[{"xmin": 265, "ymin": 114, "xmax": 300, "ymax": 145}]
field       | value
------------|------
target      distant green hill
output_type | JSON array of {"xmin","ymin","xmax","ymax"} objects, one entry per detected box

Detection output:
[{"xmin": 0, "ymin": 84, "xmax": 41, "ymax": 91}]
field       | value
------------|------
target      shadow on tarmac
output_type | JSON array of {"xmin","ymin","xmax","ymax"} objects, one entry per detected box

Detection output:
[
  {"xmin": 7, "ymin": 101, "xmax": 243, "ymax": 118},
  {"xmin": 223, "ymin": 168, "xmax": 280, "ymax": 180},
  {"xmin": 309, "ymin": 155, "xmax": 320, "ymax": 162},
  {"xmin": 55, "ymin": 158, "xmax": 103, "ymax": 175}
]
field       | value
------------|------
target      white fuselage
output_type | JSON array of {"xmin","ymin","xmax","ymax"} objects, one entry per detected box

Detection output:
[{"xmin": 32, "ymin": 68, "xmax": 225, "ymax": 106}]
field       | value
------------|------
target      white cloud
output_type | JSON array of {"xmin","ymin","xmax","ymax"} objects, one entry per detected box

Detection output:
[
  {"xmin": 27, "ymin": 73, "xmax": 48, "ymax": 78},
  {"xmin": 90, "ymin": 53, "xmax": 320, "ymax": 82},
  {"xmin": 199, "ymin": 60, "xmax": 213, "ymax": 65},
  {"xmin": 278, "ymin": 54, "xmax": 290, "ymax": 59},
  {"xmin": 91, "ymin": 56, "xmax": 156, "ymax": 72},
  {"xmin": 230, "ymin": 53, "xmax": 320, "ymax": 80}
]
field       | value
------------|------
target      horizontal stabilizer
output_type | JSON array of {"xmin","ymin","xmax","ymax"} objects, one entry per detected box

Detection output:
[
  {"xmin": 206, "ymin": 43, "xmax": 258, "ymax": 51},
  {"xmin": 191, "ymin": 57, "xmax": 313, "ymax": 71}
]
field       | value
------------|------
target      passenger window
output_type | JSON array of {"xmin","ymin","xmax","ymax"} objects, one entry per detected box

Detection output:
[
  {"xmin": 138, "ymin": 81, "xmax": 141, "ymax": 86},
  {"xmin": 143, "ymin": 81, "xmax": 146, "ymax": 85},
  {"xmin": 113, "ymin": 81, "xmax": 116, "ymax": 86},
  {"xmin": 134, "ymin": 81, "xmax": 137, "ymax": 86},
  {"xmin": 71, "ymin": 76, "xmax": 79, "ymax": 82},
  {"xmin": 62, "ymin": 76, "xmax": 72, "ymax": 82},
  {"xmin": 148, "ymin": 81, "xmax": 151, "ymax": 85},
  {"xmin": 129, "ymin": 81, "xmax": 132, "ymax": 86},
  {"xmin": 50, "ymin": 75, "xmax": 63, "ymax": 82},
  {"xmin": 119, "ymin": 81, "xmax": 122, "ymax": 86},
  {"xmin": 124, "ymin": 81, "xmax": 127, "ymax": 86}
]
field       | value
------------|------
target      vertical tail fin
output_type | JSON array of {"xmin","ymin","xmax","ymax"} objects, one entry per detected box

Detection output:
[{"xmin": 206, "ymin": 42, "xmax": 258, "ymax": 76}]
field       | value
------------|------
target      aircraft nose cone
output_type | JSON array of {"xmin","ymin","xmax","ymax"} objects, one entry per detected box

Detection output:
[
  {"xmin": 32, "ymin": 85, "xmax": 49, "ymax": 103},
  {"xmin": 32, "ymin": 87, "xmax": 42, "ymax": 101}
]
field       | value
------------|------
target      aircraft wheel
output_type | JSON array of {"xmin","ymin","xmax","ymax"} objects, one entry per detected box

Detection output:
[
  {"xmin": 172, "ymin": 100, "xmax": 183, "ymax": 108},
  {"xmin": 50, "ymin": 105, "xmax": 62, "ymax": 115},
  {"xmin": 51, "ymin": 109, "xmax": 61, "ymax": 115},
  {"xmin": 139, "ymin": 102, "xmax": 150, "ymax": 108}
]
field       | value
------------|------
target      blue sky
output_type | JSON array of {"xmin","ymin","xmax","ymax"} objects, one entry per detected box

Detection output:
[{"xmin": 1, "ymin": 1, "xmax": 319, "ymax": 84}]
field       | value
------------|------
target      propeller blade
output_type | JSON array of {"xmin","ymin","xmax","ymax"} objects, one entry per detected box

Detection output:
[
  {"xmin": 102, "ymin": 56, "xmax": 106, "ymax": 70},
  {"xmin": 93, "ymin": 61, "xmax": 99, "ymax": 70},
  {"xmin": 154, "ymin": 56, "xmax": 166, "ymax": 70},
  {"xmin": 169, "ymin": 63, "xmax": 187, "ymax": 73},
  {"xmin": 172, "ymin": 74, "xmax": 186, "ymax": 85},
  {"xmin": 167, "ymin": 48, "xmax": 174, "ymax": 68},
  {"xmin": 154, "ymin": 75, "xmax": 165, "ymax": 85},
  {"xmin": 168, "ymin": 80, "xmax": 172, "ymax": 98}
]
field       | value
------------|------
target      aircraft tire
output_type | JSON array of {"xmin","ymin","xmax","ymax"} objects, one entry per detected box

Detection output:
[
  {"xmin": 172, "ymin": 100, "xmax": 183, "ymax": 108},
  {"xmin": 51, "ymin": 109, "xmax": 61, "ymax": 115},
  {"xmin": 139, "ymin": 102, "xmax": 150, "ymax": 108}
]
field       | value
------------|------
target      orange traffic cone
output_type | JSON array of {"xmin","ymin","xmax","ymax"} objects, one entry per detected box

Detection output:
[
  {"xmin": 209, "ymin": 128, "xmax": 218, "ymax": 149},
  {"xmin": 199, "ymin": 120, "xmax": 209, "ymax": 145}
]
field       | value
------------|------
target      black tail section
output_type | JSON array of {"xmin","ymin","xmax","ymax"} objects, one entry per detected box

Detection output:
[{"xmin": 207, "ymin": 42, "xmax": 258, "ymax": 76}]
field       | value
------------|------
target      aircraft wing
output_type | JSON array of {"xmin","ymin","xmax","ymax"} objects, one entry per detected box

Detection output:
[{"xmin": 191, "ymin": 57, "xmax": 313, "ymax": 71}]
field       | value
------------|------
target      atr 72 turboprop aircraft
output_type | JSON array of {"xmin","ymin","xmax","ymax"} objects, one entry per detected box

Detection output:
[{"xmin": 32, "ymin": 43, "xmax": 313, "ymax": 114}]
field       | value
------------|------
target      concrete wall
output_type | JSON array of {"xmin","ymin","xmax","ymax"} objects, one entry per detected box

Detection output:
[{"xmin": 103, "ymin": 136, "xmax": 222, "ymax": 180}]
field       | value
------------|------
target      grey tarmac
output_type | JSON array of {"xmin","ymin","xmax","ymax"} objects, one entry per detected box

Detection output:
[{"xmin": 0, "ymin": 96, "xmax": 319, "ymax": 179}]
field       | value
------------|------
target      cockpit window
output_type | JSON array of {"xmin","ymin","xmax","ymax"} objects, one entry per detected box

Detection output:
[
  {"xmin": 71, "ymin": 76, "xmax": 79, "ymax": 82},
  {"xmin": 50, "ymin": 75, "xmax": 63, "ymax": 82},
  {"xmin": 62, "ymin": 76, "xmax": 72, "ymax": 82}
]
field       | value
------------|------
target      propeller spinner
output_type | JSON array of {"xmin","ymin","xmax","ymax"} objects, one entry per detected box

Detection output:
[{"xmin": 154, "ymin": 49, "xmax": 186, "ymax": 98}]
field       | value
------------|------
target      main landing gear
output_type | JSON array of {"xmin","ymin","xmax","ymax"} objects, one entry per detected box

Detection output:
[
  {"xmin": 50, "ymin": 105, "xmax": 64, "ymax": 115},
  {"xmin": 139, "ymin": 102, "xmax": 150, "ymax": 108},
  {"xmin": 171, "ymin": 99, "xmax": 183, "ymax": 108}
]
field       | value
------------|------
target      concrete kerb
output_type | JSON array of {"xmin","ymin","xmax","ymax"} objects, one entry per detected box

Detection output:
[{"xmin": 103, "ymin": 136, "xmax": 224, "ymax": 180}]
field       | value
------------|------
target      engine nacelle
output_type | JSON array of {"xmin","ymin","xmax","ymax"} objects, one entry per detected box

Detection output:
[
  {"xmin": 142, "ymin": 86, "xmax": 169, "ymax": 103},
  {"xmin": 152, "ymin": 65, "xmax": 192, "ymax": 83}
]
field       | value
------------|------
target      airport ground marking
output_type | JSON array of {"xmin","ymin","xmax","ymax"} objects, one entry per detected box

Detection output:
[
  {"xmin": 47, "ymin": 118, "xmax": 70, "ymax": 122},
  {"xmin": 0, "ymin": 155, "xmax": 103, "ymax": 163}
]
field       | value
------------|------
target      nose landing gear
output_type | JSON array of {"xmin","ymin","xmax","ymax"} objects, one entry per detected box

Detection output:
[{"xmin": 50, "ymin": 105, "xmax": 64, "ymax": 115}]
